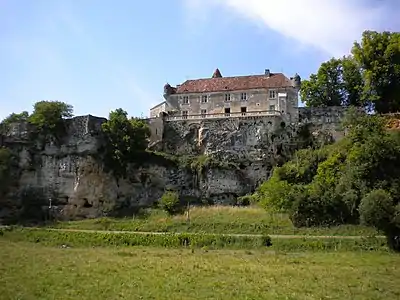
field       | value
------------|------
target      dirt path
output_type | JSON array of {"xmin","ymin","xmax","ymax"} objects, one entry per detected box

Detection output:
[{"xmin": 5, "ymin": 226, "xmax": 384, "ymax": 240}]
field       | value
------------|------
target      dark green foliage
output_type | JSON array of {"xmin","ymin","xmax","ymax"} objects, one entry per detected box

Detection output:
[
  {"xmin": 359, "ymin": 190, "xmax": 395, "ymax": 232},
  {"xmin": 352, "ymin": 31, "xmax": 400, "ymax": 113},
  {"xmin": 159, "ymin": 191, "xmax": 180, "ymax": 215},
  {"xmin": 301, "ymin": 30, "xmax": 400, "ymax": 113},
  {"xmin": 300, "ymin": 57, "xmax": 364, "ymax": 108},
  {"xmin": 255, "ymin": 109, "xmax": 400, "ymax": 251},
  {"xmin": 101, "ymin": 108, "xmax": 151, "ymax": 176}
]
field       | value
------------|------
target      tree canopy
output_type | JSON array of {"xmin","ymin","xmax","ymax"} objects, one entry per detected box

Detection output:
[
  {"xmin": 300, "ymin": 30, "xmax": 400, "ymax": 113},
  {"xmin": 101, "ymin": 108, "xmax": 151, "ymax": 176},
  {"xmin": 29, "ymin": 101, "xmax": 73, "ymax": 131}
]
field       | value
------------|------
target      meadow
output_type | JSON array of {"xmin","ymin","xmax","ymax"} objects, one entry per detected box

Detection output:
[
  {"xmin": 50, "ymin": 205, "xmax": 379, "ymax": 236},
  {"xmin": 1, "ymin": 240, "xmax": 399, "ymax": 300}
]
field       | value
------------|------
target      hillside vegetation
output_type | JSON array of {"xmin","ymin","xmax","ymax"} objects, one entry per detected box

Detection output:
[{"xmin": 253, "ymin": 108, "xmax": 400, "ymax": 251}]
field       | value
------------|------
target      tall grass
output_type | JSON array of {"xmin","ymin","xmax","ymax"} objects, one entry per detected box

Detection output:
[
  {"xmin": 0, "ymin": 227, "xmax": 388, "ymax": 252},
  {"xmin": 50, "ymin": 206, "xmax": 379, "ymax": 236},
  {"xmin": 1, "ymin": 241, "xmax": 399, "ymax": 299}
]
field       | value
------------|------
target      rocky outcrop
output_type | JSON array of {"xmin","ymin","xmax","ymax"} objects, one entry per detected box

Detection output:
[{"xmin": 0, "ymin": 107, "xmax": 347, "ymax": 223}]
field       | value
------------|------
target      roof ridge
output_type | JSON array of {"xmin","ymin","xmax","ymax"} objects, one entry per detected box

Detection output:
[{"xmin": 185, "ymin": 73, "xmax": 283, "ymax": 82}]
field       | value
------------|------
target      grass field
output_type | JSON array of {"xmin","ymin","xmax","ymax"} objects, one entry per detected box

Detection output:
[
  {"xmin": 1, "ymin": 240, "xmax": 399, "ymax": 300},
  {"xmin": 50, "ymin": 206, "xmax": 379, "ymax": 236}
]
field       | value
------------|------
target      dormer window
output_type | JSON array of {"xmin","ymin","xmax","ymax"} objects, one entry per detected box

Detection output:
[
  {"xmin": 201, "ymin": 95, "xmax": 208, "ymax": 103},
  {"xmin": 224, "ymin": 93, "xmax": 231, "ymax": 102},
  {"xmin": 182, "ymin": 96, "xmax": 189, "ymax": 104},
  {"xmin": 241, "ymin": 93, "xmax": 247, "ymax": 101}
]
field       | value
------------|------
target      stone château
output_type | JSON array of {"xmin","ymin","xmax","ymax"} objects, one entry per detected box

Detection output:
[
  {"xmin": 150, "ymin": 69, "xmax": 301, "ymax": 122},
  {"xmin": 0, "ymin": 68, "xmax": 349, "ymax": 221}
]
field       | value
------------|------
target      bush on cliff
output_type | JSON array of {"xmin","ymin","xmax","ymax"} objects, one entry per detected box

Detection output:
[
  {"xmin": 0, "ymin": 111, "xmax": 29, "ymax": 131},
  {"xmin": 101, "ymin": 108, "xmax": 151, "ymax": 176},
  {"xmin": 1, "ymin": 101, "xmax": 73, "ymax": 138},
  {"xmin": 255, "ymin": 108, "xmax": 400, "ymax": 251},
  {"xmin": 29, "ymin": 101, "xmax": 73, "ymax": 132}
]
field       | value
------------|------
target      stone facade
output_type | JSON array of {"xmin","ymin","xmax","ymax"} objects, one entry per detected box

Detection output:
[
  {"xmin": 149, "ymin": 101, "xmax": 169, "ymax": 118},
  {"xmin": 150, "ymin": 69, "xmax": 301, "ymax": 122}
]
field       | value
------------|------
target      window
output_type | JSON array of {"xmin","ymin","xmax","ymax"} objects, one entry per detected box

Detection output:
[
  {"xmin": 182, "ymin": 110, "xmax": 188, "ymax": 119},
  {"xmin": 201, "ymin": 109, "xmax": 207, "ymax": 117},
  {"xmin": 241, "ymin": 93, "xmax": 247, "ymax": 101},
  {"xmin": 182, "ymin": 96, "xmax": 189, "ymax": 104},
  {"xmin": 224, "ymin": 107, "xmax": 230, "ymax": 116},
  {"xmin": 201, "ymin": 95, "xmax": 208, "ymax": 103},
  {"xmin": 241, "ymin": 107, "xmax": 247, "ymax": 116},
  {"xmin": 224, "ymin": 93, "xmax": 231, "ymax": 101},
  {"xmin": 269, "ymin": 105, "xmax": 275, "ymax": 111},
  {"xmin": 269, "ymin": 90, "xmax": 276, "ymax": 99}
]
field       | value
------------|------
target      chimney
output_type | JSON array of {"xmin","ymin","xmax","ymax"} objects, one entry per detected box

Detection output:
[{"xmin": 265, "ymin": 69, "xmax": 270, "ymax": 77}]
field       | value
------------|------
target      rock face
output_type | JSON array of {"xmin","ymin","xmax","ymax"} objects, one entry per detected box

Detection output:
[{"xmin": 0, "ymin": 107, "xmax": 347, "ymax": 222}]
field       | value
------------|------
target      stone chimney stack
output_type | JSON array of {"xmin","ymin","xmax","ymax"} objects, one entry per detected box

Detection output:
[{"xmin": 265, "ymin": 69, "xmax": 270, "ymax": 77}]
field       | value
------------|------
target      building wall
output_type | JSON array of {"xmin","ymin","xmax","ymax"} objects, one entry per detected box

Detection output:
[
  {"xmin": 166, "ymin": 87, "xmax": 299, "ymax": 117},
  {"xmin": 149, "ymin": 102, "xmax": 167, "ymax": 118},
  {"xmin": 145, "ymin": 117, "xmax": 164, "ymax": 144}
]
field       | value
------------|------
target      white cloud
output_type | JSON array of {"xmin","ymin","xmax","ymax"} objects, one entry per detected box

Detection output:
[{"xmin": 183, "ymin": 0, "xmax": 398, "ymax": 57}]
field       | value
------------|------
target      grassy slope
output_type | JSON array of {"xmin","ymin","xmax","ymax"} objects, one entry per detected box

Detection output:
[
  {"xmin": 51, "ymin": 206, "xmax": 379, "ymax": 236},
  {"xmin": 1, "ymin": 240, "xmax": 399, "ymax": 300}
]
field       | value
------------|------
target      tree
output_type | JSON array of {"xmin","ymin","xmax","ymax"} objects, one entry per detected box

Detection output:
[
  {"xmin": 102, "ymin": 108, "xmax": 151, "ymax": 175},
  {"xmin": 300, "ymin": 57, "xmax": 364, "ymax": 108},
  {"xmin": 301, "ymin": 30, "xmax": 400, "ymax": 112},
  {"xmin": 352, "ymin": 30, "xmax": 400, "ymax": 113},
  {"xmin": 29, "ymin": 101, "xmax": 73, "ymax": 131},
  {"xmin": 1, "ymin": 111, "xmax": 29, "ymax": 126}
]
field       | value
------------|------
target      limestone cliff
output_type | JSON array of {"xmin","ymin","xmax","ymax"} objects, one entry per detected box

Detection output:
[{"xmin": 0, "ymin": 107, "xmax": 347, "ymax": 223}]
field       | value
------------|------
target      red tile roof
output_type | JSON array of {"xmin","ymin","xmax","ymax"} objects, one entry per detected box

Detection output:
[{"xmin": 175, "ymin": 73, "xmax": 292, "ymax": 94}]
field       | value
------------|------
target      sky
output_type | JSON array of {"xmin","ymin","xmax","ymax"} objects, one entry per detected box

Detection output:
[{"xmin": 1, "ymin": 0, "xmax": 399, "ymax": 120}]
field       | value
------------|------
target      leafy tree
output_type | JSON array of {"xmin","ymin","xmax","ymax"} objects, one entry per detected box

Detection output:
[
  {"xmin": 352, "ymin": 30, "xmax": 400, "ymax": 113},
  {"xmin": 301, "ymin": 30, "xmax": 400, "ymax": 113},
  {"xmin": 28, "ymin": 101, "xmax": 73, "ymax": 132},
  {"xmin": 300, "ymin": 57, "xmax": 364, "ymax": 107},
  {"xmin": 102, "ymin": 108, "xmax": 151, "ymax": 175}
]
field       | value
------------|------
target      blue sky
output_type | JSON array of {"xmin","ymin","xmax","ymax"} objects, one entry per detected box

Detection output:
[{"xmin": 1, "ymin": 0, "xmax": 399, "ymax": 120}]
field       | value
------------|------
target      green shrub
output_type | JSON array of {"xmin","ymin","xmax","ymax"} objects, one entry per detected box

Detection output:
[
  {"xmin": 159, "ymin": 191, "xmax": 180, "ymax": 215},
  {"xmin": 359, "ymin": 189, "xmax": 395, "ymax": 231}
]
